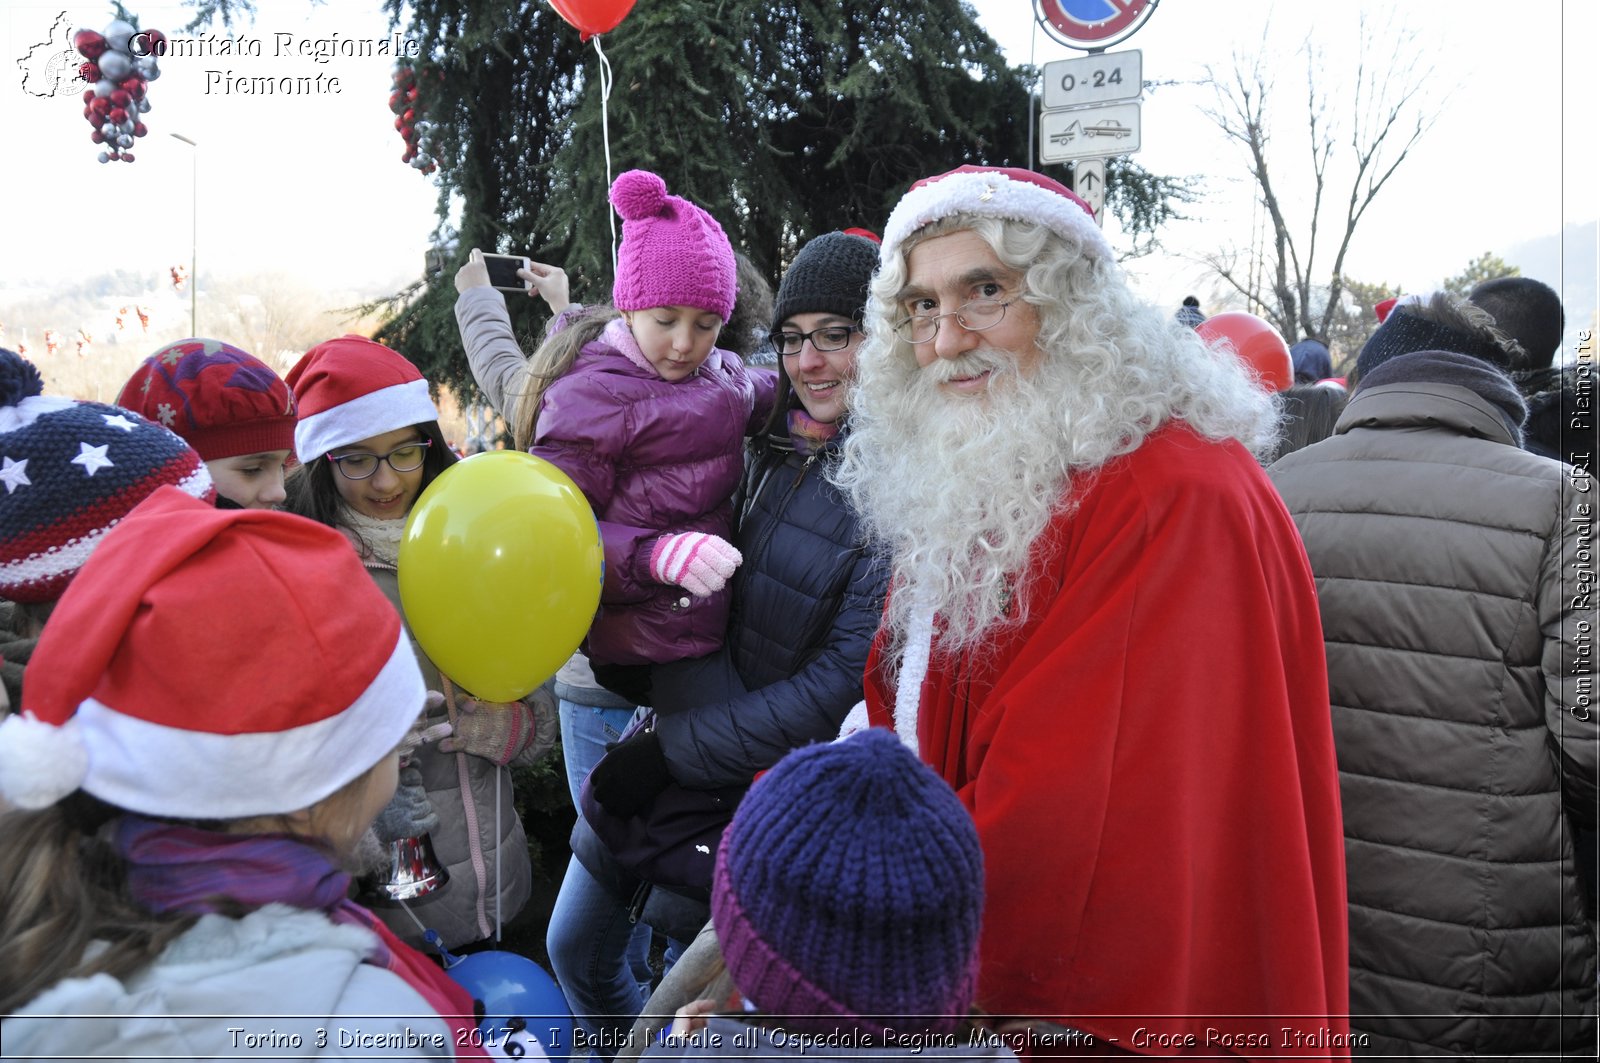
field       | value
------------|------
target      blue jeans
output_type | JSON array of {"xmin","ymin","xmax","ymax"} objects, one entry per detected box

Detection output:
[
  {"xmin": 547, "ymin": 854, "xmax": 651, "ymax": 1061},
  {"xmin": 558, "ymin": 698, "xmax": 639, "ymax": 807},
  {"xmin": 555, "ymin": 700, "xmax": 652, "ymax": 1059}
]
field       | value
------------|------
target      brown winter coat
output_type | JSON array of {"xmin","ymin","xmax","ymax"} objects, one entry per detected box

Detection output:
[{"xmin": 1269, "ymin": 379, "xmax": 1597, "ymax": 1056}]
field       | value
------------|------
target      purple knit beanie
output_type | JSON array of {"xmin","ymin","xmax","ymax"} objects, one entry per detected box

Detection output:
[
  {"xmin": 711, "ymin": 729, "xmax": 984, "ymax": 1035},
  {"xmin": 610, "ymin": 169, "xmax": 736, "ymax": 322}
]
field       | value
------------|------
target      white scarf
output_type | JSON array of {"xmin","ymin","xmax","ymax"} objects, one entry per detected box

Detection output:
[{"xmin": 337, "ymin": 505, "xmax": 404, "ymax": 569}]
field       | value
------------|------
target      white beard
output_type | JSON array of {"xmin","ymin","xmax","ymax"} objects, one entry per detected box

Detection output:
[{"xmin": 843, "ymin": 347, "xmax": 1086, "ymax": 659}]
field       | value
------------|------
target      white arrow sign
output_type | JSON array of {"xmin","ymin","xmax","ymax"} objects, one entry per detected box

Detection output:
[{"xmin": 1074, "ymin": 158, "xmax": 1106, "ymax": 226}]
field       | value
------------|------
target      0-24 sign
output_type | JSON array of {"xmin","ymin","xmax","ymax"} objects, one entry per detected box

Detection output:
[{"xmin": 1042, "ymin": 50, "xmax": 1142, "ymax": 110}]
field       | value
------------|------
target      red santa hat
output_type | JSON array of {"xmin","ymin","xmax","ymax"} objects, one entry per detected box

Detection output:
[
  {"xmin": 0, "ymin": 487, "xmax": 425, "ymax": 815},
  {"xmin": 880, "ymin": 165, "xmax": 1113, "ymax": 264},
  {"xmin": 286, "ymin": 335, "xmax": 437, "ymax": 463}
]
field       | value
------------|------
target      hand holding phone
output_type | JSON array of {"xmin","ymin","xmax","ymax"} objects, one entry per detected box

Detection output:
[{"xmin": 481, "ymin": 253, "xmax": 533, "ymax": 293}]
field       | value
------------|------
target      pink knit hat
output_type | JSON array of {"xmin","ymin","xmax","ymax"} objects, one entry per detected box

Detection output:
[
  {"xmin": 285, "ymin": 335, "xmax": 438, "ymax": 463},
  {"xmin": 610, "ymin": 170, "xmax": 736, "ymax": 323}
]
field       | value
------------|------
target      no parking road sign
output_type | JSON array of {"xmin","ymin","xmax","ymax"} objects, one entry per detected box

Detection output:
[{"xmin": 1035, "ymin": 0, "xmax": 1158, "ymax": 51}]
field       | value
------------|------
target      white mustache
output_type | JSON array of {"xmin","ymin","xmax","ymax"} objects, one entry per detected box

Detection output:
[{"xmin": 922, "ymin": 349, "xmax": 1011, "ymax": 386}]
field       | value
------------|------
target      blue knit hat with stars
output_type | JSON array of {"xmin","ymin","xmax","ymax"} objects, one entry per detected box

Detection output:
[
  {"xmin": 0, "ymin": 348, "xmax": 213, "ymax": 603},
  {"xmin": 711, "ymin": 728, "xmax": 985, "ymax": 1035}
]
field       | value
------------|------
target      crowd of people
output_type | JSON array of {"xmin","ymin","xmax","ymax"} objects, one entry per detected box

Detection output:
[{"xmin": 0, "ymin": 162, "xmax": 1592, "ymax": 1062}]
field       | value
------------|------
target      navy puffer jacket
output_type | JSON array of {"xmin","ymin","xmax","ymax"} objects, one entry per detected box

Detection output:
[{"xmin": 650, "ymin": 429, "xmax": 889, "ymax": 789}]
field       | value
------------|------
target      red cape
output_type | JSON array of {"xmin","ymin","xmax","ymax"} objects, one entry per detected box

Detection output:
[{"xmin": 866, "ymin": 424, "xmax": 1349, "ymax": 1058}]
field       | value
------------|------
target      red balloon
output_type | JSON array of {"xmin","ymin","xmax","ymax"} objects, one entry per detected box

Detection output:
[
  {"xmin": 549, "ymin": 0, "xmax": 637, "ymax": 40},
  {"xmin": 1195, "ymin": 312, "xmax": 1294, "ymax": 392},
  {"xmin": 74, "ymin": 29, "xmax": 107, "ymax": 60}
]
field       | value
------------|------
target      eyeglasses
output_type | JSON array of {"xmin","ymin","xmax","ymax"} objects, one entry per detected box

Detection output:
[
  {"xmin": 326, "ymin": 439, "xmax": 431, "ymax": 480},
  {"xmin": 768, "ymin": 324, "xmax": 861, "ymax": 356},
  {"xmin": 893, "ymin": 298, "xmax": 1015, "ymax": 344}
]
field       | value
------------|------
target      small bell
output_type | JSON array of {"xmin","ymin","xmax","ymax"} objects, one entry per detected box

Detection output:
[{"xmin": 361, "ymin": 832, "xmax": 450, "ymax": 903}]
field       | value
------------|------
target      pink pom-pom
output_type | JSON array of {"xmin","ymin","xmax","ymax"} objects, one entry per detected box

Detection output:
[
  {"xmin": 609, "ymin": 169, "xmax": 667, "ymax": 222},
  {"xmin": 0, "ymin": 713, "xmax": 88, "ymax": 810}
]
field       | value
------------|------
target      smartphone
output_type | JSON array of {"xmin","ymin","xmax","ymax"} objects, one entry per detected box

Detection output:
[{"xmin": 482, "ymin": 253, "xmax": 531, "ymax": 292}]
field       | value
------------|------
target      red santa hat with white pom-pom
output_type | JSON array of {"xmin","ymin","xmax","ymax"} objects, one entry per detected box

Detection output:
[{"xmin": 0, "ymin": 487, "xmax": 424, "ymax": 816}]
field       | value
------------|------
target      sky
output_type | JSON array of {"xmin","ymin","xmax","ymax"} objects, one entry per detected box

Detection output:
[{"xmin": 2, "ymin": 0, "xmax": 1596, "ymax": 354}]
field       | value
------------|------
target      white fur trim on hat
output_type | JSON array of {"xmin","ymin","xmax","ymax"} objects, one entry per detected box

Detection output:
[
  {"xmin": 293, "ymin": 378, "xmax": 436, "ymax": 464},
  {"xmin": 881, "ymin": 170, "xmax": 1113, "ymax": 263},
  {"xmin": 4, "ymin": 630, "xmax": 425, "ymax": 818},
  {"xmin": 0, "ymin": 713, "xmax": 88, "ymax": 810}
]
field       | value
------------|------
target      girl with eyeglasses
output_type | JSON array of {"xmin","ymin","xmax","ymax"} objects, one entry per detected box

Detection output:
[{"xmin": 283, "ymin": 334, "xmax": 557, "ymax": 956}]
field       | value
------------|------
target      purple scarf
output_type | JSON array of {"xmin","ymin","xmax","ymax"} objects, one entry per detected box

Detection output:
[
  {"xmin": 787, "ymin": 407, "xmax": 841, "ymax": 456},
  {"xmin": 115, "ymin": 815, "xmax": 391, "ymax": 960}
]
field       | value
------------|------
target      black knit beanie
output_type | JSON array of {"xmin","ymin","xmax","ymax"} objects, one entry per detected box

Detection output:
[
  {"xmin": 1355, "ymin": 349, "xmax": 1527, "ymax": 444},
  {"xmin": 1355, "ymin": 306, "xmax": 1514, "ymax": 379},
  {"xmin": 771, "ymin": 232, "xmax": 879, "ymax": 328}
]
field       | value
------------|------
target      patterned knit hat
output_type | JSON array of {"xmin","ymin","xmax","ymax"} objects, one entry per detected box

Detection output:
[
  {"xmin": 1356, "ymin": 302, "xmax": 1518, "ymax": 379},
  {"xmin": 771, "ymin": 232, "xmax": 880, "ymax": 328},
  {"xmin": 0, "ymin": 487, "xmax": 425, "ymax": 814},
  {"xmin": 286, "ymin": 335, "xmax": 438, "ymax": 464},
  {"xmin": 610, "ymin": 170, "xmax": 737, "ymax": 322},
  {"xmin": 117, "ymin": 338, "xmax": 296, "ymax": 461},
  {"xmin": 0, "ymin": 348, "xmax": 213, "ymax": 604},
  {"xmin": 711, "ymin": 729, "xmax": 984, "ymax": 1035},
  {"xmin": 881, "ymin": 165, "xmax": 1112, "ymax": 263}
]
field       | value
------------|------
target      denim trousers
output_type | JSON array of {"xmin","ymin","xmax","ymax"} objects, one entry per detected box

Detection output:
[{"xmin": 554, "ymin": 699, "xmax": 652, "ymax": 1059}]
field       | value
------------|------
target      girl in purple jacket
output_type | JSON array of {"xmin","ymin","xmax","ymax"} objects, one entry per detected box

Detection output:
[{"xmin": 500, "ymin": 171, "xmax": 774, "ymax": 697}]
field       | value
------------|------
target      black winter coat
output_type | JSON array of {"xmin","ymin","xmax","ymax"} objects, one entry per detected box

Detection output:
[{"xmin": 650, "ymin": 430, "xmax": 888, "ymax": 789}]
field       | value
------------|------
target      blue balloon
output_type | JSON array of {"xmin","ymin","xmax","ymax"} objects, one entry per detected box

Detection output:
[{"xmin": 446, "ymin": 951, "xmax": 575, "ymax": 1061}]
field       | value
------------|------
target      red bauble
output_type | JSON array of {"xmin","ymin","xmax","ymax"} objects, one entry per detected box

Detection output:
[
  {"xmin": 74, "ymin": 29, "xmax": 107, "ymax": 60},
  {"xmin": 79, "ymin": 61, "xmax": 100, "ymax": 82},
  {"xmin": 133, "ymin": 122, "xmax": 148, "ymax": 137},
  {"xmin": 109, "ymin": 106, "xmax": 128, "ymax": 124}
]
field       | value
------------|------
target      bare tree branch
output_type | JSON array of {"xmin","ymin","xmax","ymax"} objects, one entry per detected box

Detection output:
[{"xmin": 1203, "ymin": 11, "xmax": 1439, "ymax": 352}]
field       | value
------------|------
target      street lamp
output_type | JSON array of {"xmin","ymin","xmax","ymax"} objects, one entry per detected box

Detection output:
[{"xmin": 170, "ymin": 132, "xmax": 198, "ymax": 335}]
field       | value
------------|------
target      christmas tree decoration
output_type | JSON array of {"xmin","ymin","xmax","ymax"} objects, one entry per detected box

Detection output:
[
  {"xmin": 389, "ymin": 62, "xmax": 442, "ymax": 176},
  {"xmin": 76, "ymin": 16, "xmax": 164, "ymax": 163}
]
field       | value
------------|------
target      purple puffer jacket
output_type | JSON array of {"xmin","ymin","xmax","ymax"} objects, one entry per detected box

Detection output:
[{"xmin": 533, "ymin": 317, "xmax": 776, "ymax": 666}]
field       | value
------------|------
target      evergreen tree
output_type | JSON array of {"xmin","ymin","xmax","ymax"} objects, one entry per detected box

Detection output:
[
  {"xmin": 1442, "ymin": 251, "xmax": 1519, "ymax": 298},
  {"xmin": 184, "ymin": 1, "xmax": 1193, "ymax": 394}
]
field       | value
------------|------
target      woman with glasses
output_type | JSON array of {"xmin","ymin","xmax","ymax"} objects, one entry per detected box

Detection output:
[
  {"xmin": 283, "ymin": 334, "xmax": 556, "ymax": 955},
  {"xmin": 549, "ymin": 231, "xmax": 893, "ymax": 1055}
]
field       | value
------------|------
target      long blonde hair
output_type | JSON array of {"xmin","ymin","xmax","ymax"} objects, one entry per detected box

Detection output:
[{"xmin": 510, "ymin": 306, "xmax": 620, "ymax": 451}]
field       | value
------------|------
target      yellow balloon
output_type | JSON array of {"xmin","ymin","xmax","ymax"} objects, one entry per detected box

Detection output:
[{"xmin": 399, "ymin": 452, "xmax": 603, "ymax": 702}]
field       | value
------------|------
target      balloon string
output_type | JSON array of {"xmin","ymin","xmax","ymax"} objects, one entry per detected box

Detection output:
[
  {"xmin": 594, "ymin": 35, "xmax": 618, "ymax": 278},
  {"xmin": 494, "ymin": 760, "xmax": 503, "ymax": 942}
]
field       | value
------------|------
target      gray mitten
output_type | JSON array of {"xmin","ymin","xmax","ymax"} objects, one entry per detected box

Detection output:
[{"xmin": 371, "ymin": 762, "xmax": 438, "ymax": 842}]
